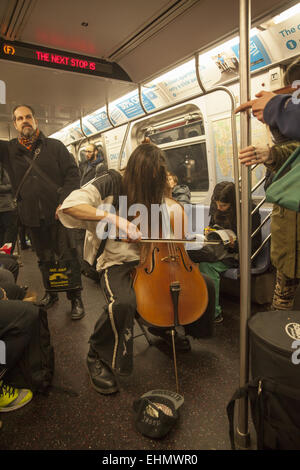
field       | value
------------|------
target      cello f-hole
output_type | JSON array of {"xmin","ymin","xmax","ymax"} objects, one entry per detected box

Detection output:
[
  {"xmin": 144, "ymin": 246, "xmax": 159, "ymax": 274},
  {"xmin": 177, "ymin": 247, "xmax": 193, "ymax": 272}
]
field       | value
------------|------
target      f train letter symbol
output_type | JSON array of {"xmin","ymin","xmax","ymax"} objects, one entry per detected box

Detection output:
[
  {"xmin": 0, "ymin": 80, "xmax": 6, "ymax": 104},
  {"xmin": 0, "ymin": 340, "xmax": 6, "ymax": 365}
]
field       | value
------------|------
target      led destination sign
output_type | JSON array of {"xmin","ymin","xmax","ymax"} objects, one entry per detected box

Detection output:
[
  {"xmin": 35, "ymin": 50, "xmax": 97, "ymax": 70},
  {"xmin": 0, "ymin": 38, "xmax": 132, "ymax": 82}
]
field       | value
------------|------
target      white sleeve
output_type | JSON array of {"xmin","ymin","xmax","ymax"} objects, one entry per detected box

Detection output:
[{"xmin": 58, "ymin": 184, "xmax": 102, "ymax": 233}]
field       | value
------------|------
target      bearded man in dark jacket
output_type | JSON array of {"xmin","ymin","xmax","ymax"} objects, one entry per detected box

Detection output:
[
  {"xmin": 80, "ymin": 143, "xmax": 107, "ymax": 187},
  {"xmin": 0, "ymin": 105, "xmax": 85, "ymax": 320}
]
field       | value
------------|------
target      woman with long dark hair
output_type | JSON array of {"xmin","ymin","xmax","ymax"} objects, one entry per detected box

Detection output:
[{"xmin": 58, "ymin": 142, "xmax": 215, "ymax": 395}]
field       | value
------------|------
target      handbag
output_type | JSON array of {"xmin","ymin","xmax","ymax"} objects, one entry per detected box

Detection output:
[
  {"xmin": 39, "ymin": 258, "xmax": 82, "ymax": 292},
  {"xmin": 187, "ymin": 227, "xmax": 237, "ymax": 263},
  {"xmin": 265, "ymin": 145, "xmax": 300, "ymax": 212}
]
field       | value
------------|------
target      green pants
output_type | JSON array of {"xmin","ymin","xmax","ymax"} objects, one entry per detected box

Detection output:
[{"xmin": 199, "ymin": 261, "xmax": 228, "ymax": 318}]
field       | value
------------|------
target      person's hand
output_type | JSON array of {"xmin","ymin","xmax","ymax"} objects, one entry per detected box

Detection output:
[
  {"xmin": 239, "ymin": 145, "xmax": 270, "ymax": 167},
  {"xmin": 228, "ymin": 235, "xmax": 235, "ymax": 247},
  {"xmin": 0, "ymin": 288, "xmax": 7, "ymax": 300},
  {"xmin": 204, "ymin": 227, "xmax": 214, "ymax": 236},
  {"xmin": 235, "ymin": 90, "xmax": 277, "ymax": 122},
  {"xmin": 114, "ymin": 215, "xmax": 143, "ymax": 242}
]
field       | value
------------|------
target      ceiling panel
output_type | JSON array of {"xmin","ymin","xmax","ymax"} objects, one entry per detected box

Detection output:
[
  {"xmin": 0, "ymin": 59, "xmax": 136, "ymax": 139},
  {"xmin": 0, "ymin": 0, "xmax": 298, "ymax": 140}
]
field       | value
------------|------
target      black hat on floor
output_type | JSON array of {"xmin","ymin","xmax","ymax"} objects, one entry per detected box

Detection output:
[{"xmin": 133, "ymin": 389, "xmax": 184, "ymax": 439}]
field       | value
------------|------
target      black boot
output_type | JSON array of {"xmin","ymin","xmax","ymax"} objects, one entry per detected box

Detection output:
[
  {"xmin": 87, "ymin": 356, "xmax": 118, "ymax": 395},
  {"xmin": 36, "ymin": 291, "xmax": 58, "ymax": 309},
  {"xmin": 68, "ymin": 290, "xmax": 85, "ymax": 320},
  {"xmin": 148, "ymin": 327, "xmax": 191, "ymax": 351}
]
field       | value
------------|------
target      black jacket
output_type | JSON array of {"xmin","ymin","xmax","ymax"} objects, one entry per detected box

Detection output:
[
  {"xmin": 80, "ymin": 157, "xmax": 107, "ymax": 186},
  {"xmin": 0, "ymin": 163, "xmax": 15, "ymax": 212},
  {"xmin": 171, "ymin": 184, "xmax": 191, "ymax": 205},
  {"xmin": 0, "ymin": 132, "xmax": 80, "ymax": 227}
]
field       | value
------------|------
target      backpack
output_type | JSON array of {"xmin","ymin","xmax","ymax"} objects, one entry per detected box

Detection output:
[
  {"xmin": 5, "ymin": 307, "xmax": 54, "ymax": 393},
  {"xmin": 227, "ymin": 376, "xmax": 300, "ymax": 450}
]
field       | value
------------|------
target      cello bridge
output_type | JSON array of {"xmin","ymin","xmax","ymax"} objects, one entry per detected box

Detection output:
[{"xmin": 161, "ymin": 255, "xmax": 179, "ymax": 263}]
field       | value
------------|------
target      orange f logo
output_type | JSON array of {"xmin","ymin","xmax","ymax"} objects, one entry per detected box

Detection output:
[{"xmin": 3, "ymin": 44, "xmax": 15, "ymax": 55}]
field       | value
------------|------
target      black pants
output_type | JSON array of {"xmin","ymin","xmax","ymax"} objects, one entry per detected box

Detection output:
[
  {"xmin": 0, "ymin": 253, "xmax": 19, "ymax": 282},
  {"xmin": 0, "ymin": 300, "xmax": 39, "ymax": 373},
  {"xmin": 29, "ymin": 220, "xmax": 82, "ymax": 297},
  {"xmin": 0, "ymin": 281, "xmax": 26, "ymax": 300},
  {"xmin": 88, "ymin": 263, "xmax": 215, "ymax": 376},
  {"xmin": 89, "ymin": 263, "xmax": 137, "ymax": 376}
]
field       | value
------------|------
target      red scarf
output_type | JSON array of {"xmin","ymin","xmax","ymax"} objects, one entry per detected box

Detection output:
[{"xmin": 18, "ymin": 129, "xmax": 40, "ymax": 151}]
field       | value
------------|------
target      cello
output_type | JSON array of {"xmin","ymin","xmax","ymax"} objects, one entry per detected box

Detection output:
[{"xmin": 133, "ymin": 197, "xmax": 209, "ymax": 391}]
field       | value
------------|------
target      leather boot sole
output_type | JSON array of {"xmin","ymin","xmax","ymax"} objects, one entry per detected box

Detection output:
[{"xmin": 148, "ymin": 327, "xmax": 191, "ymax": 352}]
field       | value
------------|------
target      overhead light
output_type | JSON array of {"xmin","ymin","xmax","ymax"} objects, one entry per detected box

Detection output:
[{"xmin": 273, "ymin": 3, "xmax": 300, "ymax": 24}]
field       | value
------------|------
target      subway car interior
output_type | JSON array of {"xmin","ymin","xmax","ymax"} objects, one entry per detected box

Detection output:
[{"xmin": 0, "ymin": 0, "xmax": 300, "ymax": 453}]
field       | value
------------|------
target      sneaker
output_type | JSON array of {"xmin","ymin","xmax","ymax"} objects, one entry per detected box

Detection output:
[
  {"xmin": 0, "ymin": 380, "xmax": 33, "ymax": 412},
  {"xmin": 214, "ymin": 314, "xmax": 224, "ymax": 324}
]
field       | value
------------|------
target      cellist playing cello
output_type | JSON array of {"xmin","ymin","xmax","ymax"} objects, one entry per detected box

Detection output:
[{"xmin": 58, "ymin": 142, "xmax": 215, "ymax": 395}]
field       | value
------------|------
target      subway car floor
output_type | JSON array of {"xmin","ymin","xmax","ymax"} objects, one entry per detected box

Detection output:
[{"xmin": 0, "ymin": 248, "xmax": 267, "ymax": 452}]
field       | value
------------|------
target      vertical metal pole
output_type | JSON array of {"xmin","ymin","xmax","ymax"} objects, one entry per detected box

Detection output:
[
  {"xmin": 117, "ymin": 122, "xmax": 130, "ymax": 170},
  {"xmin": 138, "ymin": 84, "xmax": 149, "ymax": 116},
  {"xmin": 236, "ymin": 0, "xmax": 251, "ymax": 449}
]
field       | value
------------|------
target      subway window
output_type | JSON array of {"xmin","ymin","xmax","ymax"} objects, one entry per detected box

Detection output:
[
  {"xmin": 163, "ymin": 142, "xmax": 208, "ymax": 191},
  {"xmin": 146, "ymin": 116, "xmax": 208, "ymax": 192}
]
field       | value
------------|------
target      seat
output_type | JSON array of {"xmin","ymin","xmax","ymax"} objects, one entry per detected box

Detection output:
[{"xmin": 222, "ymin": 206, "xmax": 272, "ymax": 280}]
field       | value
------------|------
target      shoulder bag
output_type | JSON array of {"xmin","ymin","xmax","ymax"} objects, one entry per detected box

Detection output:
[{"xmin": 266, "ymin": 145, "xmax": 300, "ymax": 212}]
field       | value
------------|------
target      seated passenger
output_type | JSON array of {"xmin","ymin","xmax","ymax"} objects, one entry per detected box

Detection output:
[
  {"xmin": 188, "ymin": 181, "xmax": 261, "ymax": 323},
  {"xmin": 58, "ymin": 142, "xmax": 215, "ymax": 395},
  {"xmin": 167, "ymin": 171, "xmax": 191, "ymax": 205},
  {"xmin": 0, "ymin": 262, "xmax": 35, "ymax": 301},
  {"xmin": 0, "ymin": 299, "xmax": 39, "ymax": 411}
]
